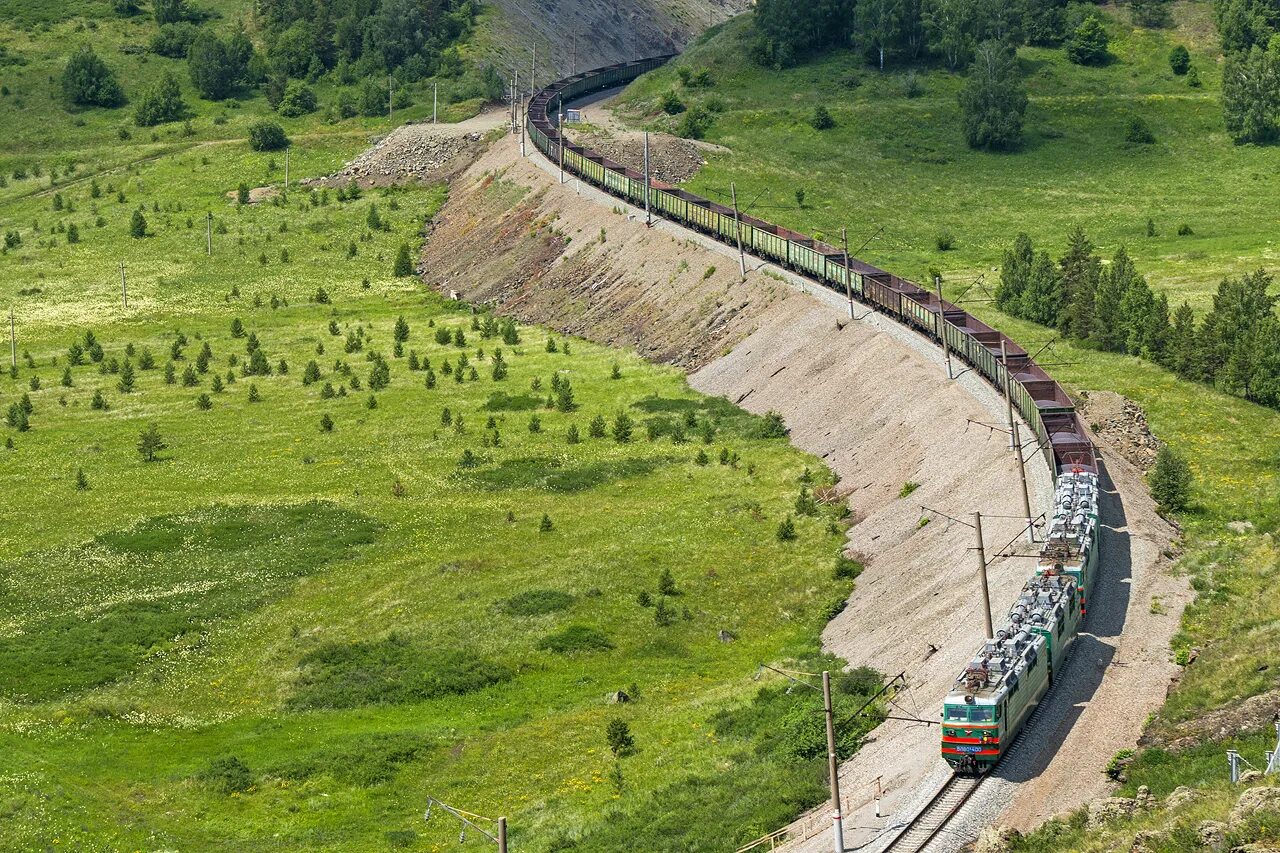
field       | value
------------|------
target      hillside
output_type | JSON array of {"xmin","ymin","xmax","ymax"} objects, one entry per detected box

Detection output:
[{"xmin": 607, "ymin": 6, "xmax": 1280, "ymax": 850}]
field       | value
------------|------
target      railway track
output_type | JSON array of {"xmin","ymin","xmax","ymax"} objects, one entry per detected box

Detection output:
[{"xmin": 880, "ymin": 774, "xmax": 982, "ymax": 853}]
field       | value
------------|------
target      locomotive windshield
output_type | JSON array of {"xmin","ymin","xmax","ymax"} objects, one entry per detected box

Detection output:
[
  {"xmin": 944, "ymin": 705, "xmax": 970, "ymax": 721},
  {"xmin": 970, "ymin": 706, "xmax": 995, "ymax": 722}
]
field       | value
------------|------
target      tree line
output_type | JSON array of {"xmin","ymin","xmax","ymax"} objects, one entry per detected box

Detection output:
[
  {"xmin": 997, "ymin": 229, "xmax": 1280, "ymax": 408},
  {"xmin": 60, "ymin": 0, "xmax": 499, "ymax": 128},
  {"xmin": 1217, "ymin": 0, "xmax": 1280, "ymax": 142}
]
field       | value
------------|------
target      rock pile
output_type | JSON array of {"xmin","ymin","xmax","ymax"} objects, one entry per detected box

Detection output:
[
  {"xmin": 569, "ymin": 129, "xmax": 706, "ymax": 185},
  {"xmin": 1079, "ymin": 389, "xmax": 1162, "ymax": 471},
  {"xmin": 307, "ymin": 124, "xmax": 485, "ymax": 187}
]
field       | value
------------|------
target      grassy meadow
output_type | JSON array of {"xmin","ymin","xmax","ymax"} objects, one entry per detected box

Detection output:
[
  {"xmin": 617, "ymin": 6, "xmax": 1280, "ymax": 849},
  {"xmin": 0, "ymin": 8, "xmax": 878, "ymax": 850}
]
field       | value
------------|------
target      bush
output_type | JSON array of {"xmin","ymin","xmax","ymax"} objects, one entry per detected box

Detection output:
[
  {"xmin": 537, "ymin": 625, "xmax": 613, "ymax": 654},
  {"xmin": 134, "ymin": 72, "xmax": 186, "ymax": 126},
  {"xmin": 777, "ymin": 516, "xmax": 797, "ymax": 541},
  {"xmin": 248, "ymin": 120, "xmax": 288, "ymax": 151},
  {"xmin": 677, "ymin": 105, "xmax": 713, "ymax": 140},
  {"xmin": 278, "ymin": 80, "xmax": 317, "ymax": 117},
  {"xmin": 61, "ymin": 45, "xmax": 125, "ymax": 108},
  {"xmin": 1066, "ymin": 15, "xmax": 1110, "ymax": 66},
  {"xmin": 197, "ymin": 756, "xmax": 254, "ymax": 794},
  {"xmin": 1169, "ymin": 44, "xmax": 1190, "ymax": 75},
  {"xmin": 606, "ymin": 718, "xmax": 636, "ymax": 756},
  {"xmin": 1148, "ymin": 446, "xmax": 1192, "ymax": 512},
  {"xmin": 1124, "ymin": 115, "xmax": 1156, "ymax": 144},
  {"xmin": 810, "ymin": 104, "xmax": 835, "ymax": 130},
  {"xmin": 935, "ymin": 229, "xmax": 956, "ymax": 251},
  {"xmin": 660, "ymin": 90, "xmax": 686, "ymax": 115},
  {"xmin": 150, "ymin": 22, "xmax": 199, "ymax": 58},
  {"xmin": 1177, "ymin": 222, "xmax": 1194, "ymax": 236},
  {"xmin": 500, "ymin": 589, "xmax": 574, "ymax": 616}
]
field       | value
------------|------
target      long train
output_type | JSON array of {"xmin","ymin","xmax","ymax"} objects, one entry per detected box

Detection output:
[{"xmin": 524, "ymin": 57, "xmax": 1100, "ymax": 775}]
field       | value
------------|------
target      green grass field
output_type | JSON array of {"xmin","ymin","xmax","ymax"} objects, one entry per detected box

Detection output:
[
  {"xmin": 614, "ymin": 6, "xmax": 1280, "ymax": 850},
  {"xmin": 0, "ymin": 8, "xmax": 880, "ymax": 849}
]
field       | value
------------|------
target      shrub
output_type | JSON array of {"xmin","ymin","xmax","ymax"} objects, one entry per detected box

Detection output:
[
  {"xmin": 810, "ymin": 104, "xmax": 835, "ymax": 130},
  {"xmin": 134, "ymin": 72, "xmax": 186, "ymax": 126},
  {"xmin": 776, "ymin": 516, "xmax": 797, "ymax": 541},
  {"xmin": 1124, "ymin": 115, "xmax": 1156, "ymax": 144},
  {"xmin": 1177, "ymin": 223, "xmax": 1194, "ymax": 236},
  {"xmin": 606, "ymin": 718, "xmax": 635, "ymax": 757},
  {"xmin": 499, "ymin": 589, "xmax": 574, "ymax": 616},
  {"xmin": 935, "ymin": 229, "xmax": 956, "ymax": 251},
  {"xmin": 660, "ymin": 90, "xmax": 686, "ymax": 115},
  {"xmin": 1187, "ymin": 66, "xmax": 1201, "ymax": 88},
  {"xmin": 60, "ymin": 45, "xmax": 125, "ymax": 108},
  {"xmin": 1066, "ymin": 15, "xmax": 1110, "ymax": 66},
  {"xmin": 197, "ymin": 756, "xmax": 254, "ymax": 794},
  {"xmin": 1149, "ymin": 446, "xmax": 1192, "ymax": 512},
  {"xmin": 248, "ymin": 120, "xmax": 288, "ymax": 151},
  {"xmin": 537, "ymin": 625, "xmax": 613, "ymax": 654},
  {"xmin": 1169, "ymin": 44, "xmax": 1190, "ymax": 75},
  {"xmin": 277, "ymin": 81, "xmax": 317, "ymax": 117}
]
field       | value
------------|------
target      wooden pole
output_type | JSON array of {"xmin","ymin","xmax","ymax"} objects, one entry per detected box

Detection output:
[
  {"xmin": 841, "ymin": 227, "xmax": 854, "ymax": 319},
  {"xmin": 936, "ymin": 276, "xmax": 953, "ymax": 379},
  {"xmin": 120, "ymin": 261, "xmax": 128, "ymax": 309},
  {"xmin": 206, "ymin": 212, "xmax": 212, "ymax": 256},
  {"xmin": 8, "ymin": 309, "xmax": 15, "ymax": 369},
  {"xmin": 823, "ymin": 672, "xmax": 845, "ymax": 853},
  {"xmin": 284, "ymin": 146, "xmax": 289, "ymax": 190},
  {"xmin": 973, "ymin": 512, "xmax": 994, "ymax": 640},
  {"xmin": 557, "ymin": 99, "xmax": 565, "ymax": 184},
  {"xmin": 498, "ymin": 817, "xmax": 508, "ymax": 853},
  {"xmin": 433, "ymin": 82, "xmax": 438, "ymax": 124},
  {"xmin": 731, "ymin": 182, "xmax": 746, "ymax": 281}
]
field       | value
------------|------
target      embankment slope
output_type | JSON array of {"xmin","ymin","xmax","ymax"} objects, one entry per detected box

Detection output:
[{"xmin": 420, "ymin": 130, "xmax": 1182, "ymax": 849}]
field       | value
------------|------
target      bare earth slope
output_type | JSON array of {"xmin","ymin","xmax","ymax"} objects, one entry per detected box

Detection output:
[{"xmin": 419, "ymin": 130, "xmax": 1185, "ymax": 850}]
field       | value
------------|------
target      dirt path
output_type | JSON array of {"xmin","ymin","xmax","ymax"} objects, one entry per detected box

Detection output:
[{"xmin": 421, "ymin": 131, "xmax": 1186, "ymax": 851}]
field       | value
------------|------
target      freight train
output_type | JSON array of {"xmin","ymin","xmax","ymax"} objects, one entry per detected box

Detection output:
[{"xmin": 525, "ymin": 57, "xmax": 1100, "ymax": 777}]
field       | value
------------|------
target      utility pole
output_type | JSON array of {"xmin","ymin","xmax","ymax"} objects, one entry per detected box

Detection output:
[
  {"xmin": 1013, "ymin": 417, "xmax": 1035, "ymax": 545},
  {"xmin": 571, "ymin": 31, "xmax": 577, "ymax": 76},
  {"xmin": 1000, "ymin": 340, "xmax": 1016, "ymax": 450},
  {"xmin": 520, "ymin": 100, "xmax": 526, "ymax": 157},
  {"xmin": 643, "ymin": 131, "xmax": 651, "ymax": 226},
  {"xmin": 433, "ymin": 82, "xmax": 438, "ymax": 124},
  {"xmin": 936, "ymin": 276, "xmax": 953, "ymax": 379},
  {"xmin": 206, "ymin": 212, "xmax": 212, "ymax": 256},
  {"xmin": 512, "ymin": 70, "xmax": 519, "ymax": 133},
  {"xmin": 119, "ymin": 261, "xmax": 128, "ymax": 309},
  {"xmin": 8, "ymin": 309, "xmax": 15, "ymax": 370},
  {"xmin": 284, "ymin": 146, "xmax": 290, "ymax": 191},
  {"xmin": 973, "ymin": 512, "xmax": 994, "ymax": 640},
  {"xmin": 823, "ymin": 671, "xmax": 845, "ymax": 853},
  {"xmin": 388, "ymin": 75, "xmax": 393, "ymax": 118},
  {"xmin": 498, "ymin": 817, "xmax": 508, "ymax": 853},
  {"xmin": 531, "ymin": 45, "xmax": 536, "ymax": 95},
  {"xmin": 730, "ymin": 181, "xmax": 746, "ymax": 281},
  {"xmin": 841, "ymin": 228, "xmax": 854, "ymax": 319}
]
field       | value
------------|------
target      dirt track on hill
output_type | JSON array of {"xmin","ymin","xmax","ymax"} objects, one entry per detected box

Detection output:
[{"xmin": 419, "ymin": 130, "xmax": 1186, "ymax": 850}]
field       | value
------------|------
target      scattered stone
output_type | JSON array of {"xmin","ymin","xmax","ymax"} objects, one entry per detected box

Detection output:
[
  {"xmin": 1088, "ymin": 796, "xmax": 1137, "ymax": 829},
  {"xmin": 974, "ymin": 825, "xmax": 1019, "ymax": 853},
  {"xmin": 1165, "ymin": 785, "xmax": 1199, "ymax": 811},
  {"xmin": 304, "ymin": 124, "xmax": 486, "ymax": 189},
  {"xmin": 1230, "ymin": 845, "xmax": 1280, "ymax": 853},
  {"xmin": 1240, "ymin": 769, "xmax": 1265, "ymax": 784},
  {"xmin": 607, "ymin": 690, "xmax": 630, "ymax": 704},
  {"xmin": 1228, "ymin": 520, "xmax": 1255, "ymax": 534},
  {"xmin": 1229, "ymin": 786, "xmax": 1280, "ymax": 827},
  {"xmin": 1078, "ymin": 390, "xmax": 1161, "ymax": 472},
  {"xmin": 717, "ymin": 629, "xmax": 736, "ymax": 643},
  {"xmin": 1131, "ymin": 829, "xmax": 1165, "ymax": 853},
  {"xmin": 1199, "ymin": 820, "xmax": 1227, "ymax": 851}
]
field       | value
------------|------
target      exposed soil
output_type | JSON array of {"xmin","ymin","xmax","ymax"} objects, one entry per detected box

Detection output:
[
  {"xmin": 569, "ymin": 125, "xmax": 706, "ymax": 184},
  {"xmin": 303, "ymin": 111, "xmax": 508, "ymax": 189},
  {"xmin": 421, "ymin": 131, "xmax": 1188, "ymax": 852},
  {"xmin": 1148, "ymin": 688, "xmax": 1280, "ymax": 752}
]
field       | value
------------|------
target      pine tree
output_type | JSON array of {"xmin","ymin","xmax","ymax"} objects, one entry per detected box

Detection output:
[
  {"xmin": 129, "ymin": 208, "xmax": 148, "ymax": 238},
  {"xmin": 139, "ymin": 347, "xmax": 156, "ymax": 370},
  {"xmin": 211, "ymin": 374, "xmax": 224, "ymax": 393},
  {"xmin": 393, "ymin": 243, "xmax": 413, "ymax": 277},
  {"xmin": 118, "ymin": 359, "xmax": 135, "ymax": 392},
  {"xmin": 1148, "ymin": 446, "xmax": 1193, "ymax": 512},
  {"xmin": 776, "ymin": 515, "xmax": 798, "ymax": 541},
  {"xmin": 555, "ymin": 376, "xmax": 575, "ymax": 412},
  {"xmin": 164, "ymin": 362, "xmax": 177, "ymax": 384},
  {"xmin": 195, "ymin": 392, "xmax": 212, "ymax": 410},
  {"xmin": 566, "ymin": 423, "xmax": 581, "ymax": 444},
  {"xmin": 248, "ymin": 383, "xmax": 261, "ymax": 402},
  {"xmin": 612, "ymin": 412, "xmax": 634, "ymax": 443},
  {"xmin": 1168, "ymin": 301, "xmax": 1198, "ymax": 378},
  {"xmin": 91, "ymin": 389, "xmax": 107, "ymax": 410},
  {"xmin": 1020, "ymin": 251, "xmax": 1063, "ymax": 326},
  {"xmin": 182, "ymin": 364, "xmax": 199, "ymax": 387},
  {"xmin": 61, "ymin": 367, "xmax": 73, "ymax": 387},
  {"xmin": 319, "ymin": 413, "xmax": 334, "ymax": 432},
  {"xmin": 658, "ymin": 568, "xmax": 678, "ymax": 596},
  {"xmin": 394, "ymin": 315, "xmax": 410, "ymax": 343},
  {"xmin": 137, "ymin": 422, "xmax": 166, "ymax": 461},
  {"xmin": 1057, "ymin": 227, "xmax": 1101, "ymax": 338},
  {"xmin": 589, "ymin": 414, "xmax": 606, "ymax": 438},
  {"xmin": 539, "ymin": 513, "xmax": 554, "ymax": 532},
  {"xmin": 75, "ymin": 467, "xmax": 90, "ymax": 491},
  {"xmin": 996, "ymin": 233, "xmax": 1034, "ymax": 312}
]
